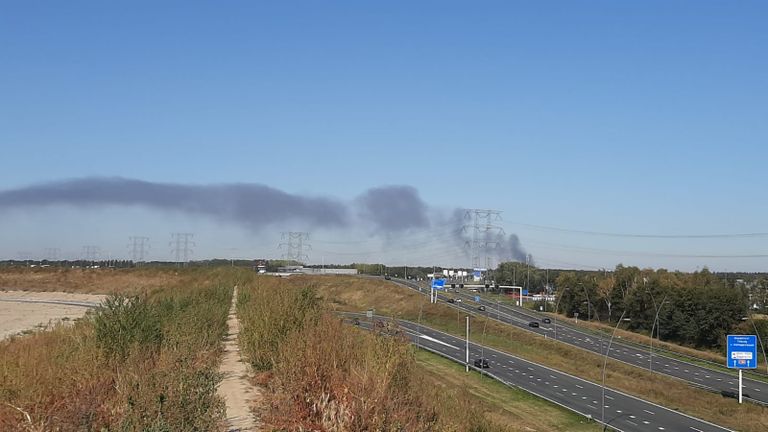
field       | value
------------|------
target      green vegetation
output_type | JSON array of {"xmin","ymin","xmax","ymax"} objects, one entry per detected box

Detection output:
[
  {"xmin": 238, "ymin": 274, "xmax": 564, "ymax": 431},
  {"xmin": 307, "ymin": 275, "xmax": 768, "ymax": 432},
  {"xmin": 0, "ymin": 268, "xmax": 234, "ymax": 431},
  {"xmin": 415, "ymin": 351, "xmax": 601, "ymax": 432},
  {"xmin": 554, "ymin": 266, "xmax": 751, "ymax": 350}
]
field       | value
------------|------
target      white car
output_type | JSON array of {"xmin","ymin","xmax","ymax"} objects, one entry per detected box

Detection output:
[{"xmin": 456, "ymin": 298, "xmax": 462, "ymax": 303}]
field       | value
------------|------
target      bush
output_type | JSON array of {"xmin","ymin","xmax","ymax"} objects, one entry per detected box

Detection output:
[{"xmin": 93, "ymin": 295, "xmax": 163, "ymax": 360}]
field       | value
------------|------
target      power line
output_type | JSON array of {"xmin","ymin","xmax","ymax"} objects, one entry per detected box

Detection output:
[
  {"xmin": 170, "ymin": 233, "xmax": 195, "ymax": 264},
  {"xmin": 43, "ymin": 247, "xmax": 61, "ymax": 261},
  {"xmin": 279, "ymin": 232, "xmax": 311, "ymax": 262},
  {"xmin": 509, "ymin": 221, "xmax": 768, "ymax": 239},
  {"xmin": 81, "ymin": 245, "xmax": 100, "ymax": 262},
  {"xmin": 128, "ymin": 236, "xmax": 150, "ymax": 262},
  {"xmin": 527, "ymin": 239, "xmax": 768, "ymax": 259},
  {"xmin": 463, "ymin": 209, "xmax": 504, "ymax": 270}
]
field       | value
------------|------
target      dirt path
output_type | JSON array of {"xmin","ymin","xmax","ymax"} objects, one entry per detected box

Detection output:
[{"xmin": 218, "ymin": 286, "xmax": 262, "ymax": 431}]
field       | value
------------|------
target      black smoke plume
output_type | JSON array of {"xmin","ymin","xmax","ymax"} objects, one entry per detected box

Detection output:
[
  {"xmin": 0, "ymin": 177, "xmax": 433, "ymax": 233},
  {"xmin": 450, "ymin": 208, "xmax": 531, "ymax": 266}
]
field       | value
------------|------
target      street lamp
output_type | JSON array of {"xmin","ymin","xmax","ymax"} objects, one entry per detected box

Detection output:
[
  {"xmin": 553, "ymin": 285, "xmax": 570, "ymax": 341},
  {"xmin": 601, "ymin": 312, "xmax": 629, "ymax": 431},
  {"xmin": 649, "ymin": 294, "xmax": 668, "ymax": 373}
]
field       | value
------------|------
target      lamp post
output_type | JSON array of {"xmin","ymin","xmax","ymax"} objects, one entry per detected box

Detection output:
[
  {"xmin": 553, "ymin": 285, "xmax": 570, "ymax": 342},
  {"xmin": 649, "ymin": 294, "xmax": 668, "ymax": 373},
  {"xmin": 602, "ymin": 312, "xmax": 629, "ymax": 431}
]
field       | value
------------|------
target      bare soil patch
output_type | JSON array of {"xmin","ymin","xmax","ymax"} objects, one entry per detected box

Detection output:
[{"xmin": 0, "ymin": 291, "xmax": 106, "ymax": 339}]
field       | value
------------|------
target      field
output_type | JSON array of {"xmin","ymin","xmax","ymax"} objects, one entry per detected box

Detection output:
[
  {"xmin": 0, "ymin": 290, "xmax": 105, "ymax": 339},
  {"xmin": 296, "ymin": 274, "xmax": 768, "ymax": 432},
  {"xmin": 1, "ymin": 268, "xmax": 765, "ymax": 431},
  {"xmin": 0, "ymin": 267, "xmax": 234, "ymax": 431}
]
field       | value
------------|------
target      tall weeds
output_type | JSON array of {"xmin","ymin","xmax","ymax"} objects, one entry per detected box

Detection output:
[
  {"xmin": 0, "ymin": 267, "xmax": 234, "ymax": 431},
  {"xmin": 237, "ymin": 276, "xmax": 506, "ymax": 431}
]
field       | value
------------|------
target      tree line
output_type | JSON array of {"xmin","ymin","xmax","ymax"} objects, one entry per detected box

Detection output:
[{"xmin": 552, "ymin": 265, "xmax": 765, "ymax": 350}]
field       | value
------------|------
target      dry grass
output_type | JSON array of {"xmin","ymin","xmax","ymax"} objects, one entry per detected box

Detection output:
[
  {"xmin": 0, "ymin": 267, "xmax": 236, "ymax": 430},
  {"xmin": 544, "ymin": 310, "xmax": 727, "ymax": 364},
  {"xmin": 238, "ymin": 275, "xmax": 516, "ymax": 431},
  {"xmin": 415, "ymin": 350, "xmax": 601, "ymax": 432},
  {"xmin": 281, "ymin": 275, "xmax": 768, "ymax": 432},
  {"xmin": 0, "ymin": 267, "xmax": 187, "ymax": 295}
]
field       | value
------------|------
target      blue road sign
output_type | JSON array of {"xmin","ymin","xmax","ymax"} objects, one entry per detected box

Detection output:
[
  {"xmin": 522, "ymin": 289, "xmax": 529, "ymax": 296},
  {"xmin": 474, "ymin": 295, "xmax": 480, "ymax": 302},
  {"xmin": 431, "ymin": 279, "xmax": 445, "ymax": 290},
  {"xmin": 727, "ymin": 335, "xmax": 758, "ymax": 369}
]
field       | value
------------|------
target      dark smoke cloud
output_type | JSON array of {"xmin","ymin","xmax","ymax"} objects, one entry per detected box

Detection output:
[
  {"xmin": 0, "ymin": 177, "xmax": 441, "ymax": 234},
  {"xmin": 0, "ymin": 177, "xmax": 349, "ymax": 229},
  {"xmin": 450, "ymin": 208, "xmax": 531, "ymax": 266},
  {"xmin": 0, "ymin": 178, "xmax": 531, "ymax": 264},
  {"xmin": 356, "ymin": 185, "xmax": 430, "ymax": 232}
]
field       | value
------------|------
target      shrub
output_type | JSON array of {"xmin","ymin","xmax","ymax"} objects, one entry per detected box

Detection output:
[{"xmin": 92, "ymin": 295, "xmax": 163, "ymax": 360}]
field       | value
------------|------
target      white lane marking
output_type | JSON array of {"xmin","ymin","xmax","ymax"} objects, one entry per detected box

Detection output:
[
  {"xmin": 644, "ymin": 409, "xmax": 655, "ymax": 415},
  {"xmin": 418, "ymin": 334, "xmax": 459, "ymax": 349}
]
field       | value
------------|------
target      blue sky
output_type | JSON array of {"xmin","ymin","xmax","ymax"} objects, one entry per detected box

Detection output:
[{"xmin": 1, "ymin": 1, "xmax": 767, "ymax": 271}]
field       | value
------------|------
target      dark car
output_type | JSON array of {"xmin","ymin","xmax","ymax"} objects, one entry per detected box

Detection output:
[
  {"xmin": 528, "ymin": 321, "xmax": 540, "ymax": 328},
  {"xmin": 542, "ymin": 318, "xmax": 551, "ymax": 324},
  {"xmin": 474, "ymin": 358, "xmax": 490, "ymax": 368},
  {"xmin": 447, "ymin": 298, "xmax": 456, "ymax": 303},
  {"xmin": 384, "ymin": 275, "xmax": 391, "ymax": 280},
  {"xmin": 478, "ymin": 305, "xmax": 486, "ymax": 311}
]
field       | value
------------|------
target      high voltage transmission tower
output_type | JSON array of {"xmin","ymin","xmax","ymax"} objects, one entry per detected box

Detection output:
[
  {"xmin": 462, "ymin": 209, "xmax": 504, "ymax": 270},
  {"xmin": 44, "ymin": 247, "xmax": 61, "ymax": 261},
  {"xmin": 279, "ymin": 232, "xmax": 311, "ymax": 262},
  {"xmin": 128, "ymin": 236, "xmax": 150, "ymax": 262},
  {"xmin": 170, "ymin": 233, "xmax": 195, "ymax": 264},
  {"xmin": 81, "ymin": 245, "xmax": 101, "ymax": 262}
]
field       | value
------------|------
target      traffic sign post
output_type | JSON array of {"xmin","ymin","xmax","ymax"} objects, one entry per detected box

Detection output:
[
  {"xmin": 727, "ymin": 335, "xmax": 758, "ymax": 403},
  {"xmin": 431, "ymin": 278, "xmax": 445, "ymax": 304}
]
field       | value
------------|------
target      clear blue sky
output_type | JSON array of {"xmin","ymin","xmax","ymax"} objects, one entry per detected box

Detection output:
[{"xmin": 1, "ymin": 1, "xmax": 767, "ymax": 271}]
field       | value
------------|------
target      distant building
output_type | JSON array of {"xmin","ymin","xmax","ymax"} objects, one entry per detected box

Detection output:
[{"xmin": 273, "ymin": 266, "xmax": 358, "ymax": 276}]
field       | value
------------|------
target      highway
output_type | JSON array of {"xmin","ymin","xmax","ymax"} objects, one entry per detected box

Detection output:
[
  {"xmin": 389, "ymin": 277, "xmax": 768, "ymax": 405},
  {"xmin": 354, "ymin": 314, "xmax": 733, "ymax": 432}
]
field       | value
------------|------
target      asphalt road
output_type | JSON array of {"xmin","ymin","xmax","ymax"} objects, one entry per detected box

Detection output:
[
  {"xmin": 355, "ymin": 314, "xmax": 732, "ymax": 432},
  {"xmin": 390, "ymin": 277, "xmax": 768, "ymax": 405}
]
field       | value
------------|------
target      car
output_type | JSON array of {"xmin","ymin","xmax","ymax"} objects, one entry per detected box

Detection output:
[
  {"xmin": 478, "ymin": 305, "xmax": 486, "ymax": 311},
  {"xmin": 528, "ymin": 321, "xmax": 540, "ymax": 328},
  {"xmin": 456, "ymin": 298, "xmax": 462, "ymax": 303},
  {"xmin": 542, "ymin": 318, "xmax": 551, "ymax": 324},
  {"xmin": 447, "ymin": 298, "xmax": 456, "ymax": 303},
  {"xmin": 473, "ymin": 358, "xmax": 490, "ymax": 368},
  {"xmin": 384, "ymin": 275, "xmax": 391, "ymax": 280}
]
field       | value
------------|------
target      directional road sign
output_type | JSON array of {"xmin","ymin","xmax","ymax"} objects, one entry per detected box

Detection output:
[
  {"xmin": 727, "ymin": 335, "xmax": 758, "ymax": 369},
  {"xmin": 431, "ymin": 279, "xmax": 445, "ymax": 290}
]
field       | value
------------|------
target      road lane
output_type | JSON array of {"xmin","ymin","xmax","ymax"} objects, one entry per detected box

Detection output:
[
  {"xmin": 353, "ymin": 315, "xmax": 732, "ymax": 432},
  {"xmin": 391, "ymin": 277, "xmax": 768, "ymax": 405}
]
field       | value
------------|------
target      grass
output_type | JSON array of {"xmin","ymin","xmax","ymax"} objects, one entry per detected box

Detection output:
[
  {"xmin": 237, "ymin": 274, "xmax": 522, "ymax": 431},
  {"xmin": 0, "ymin": 266, "xmax": 188, "ymax": 295},
  {"xmin": 415, "ymin": 350, "xmax": 601, "ymax": 431},
  {"xmin": 293, "ymin": 275, "xmax": 768, "ymax": 432},
  {"xmin": 0, "ymin": 267, "xmax": 238, "ymax": 431}
]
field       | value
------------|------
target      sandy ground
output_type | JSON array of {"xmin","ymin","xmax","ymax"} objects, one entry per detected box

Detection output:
[
  {"xmin": 0, "ymin": 290, "xmax": 106, "ymax": 339},
  {"xmin": 217, "ymin": 286, "xmax": 262, "ymax": 431}
]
